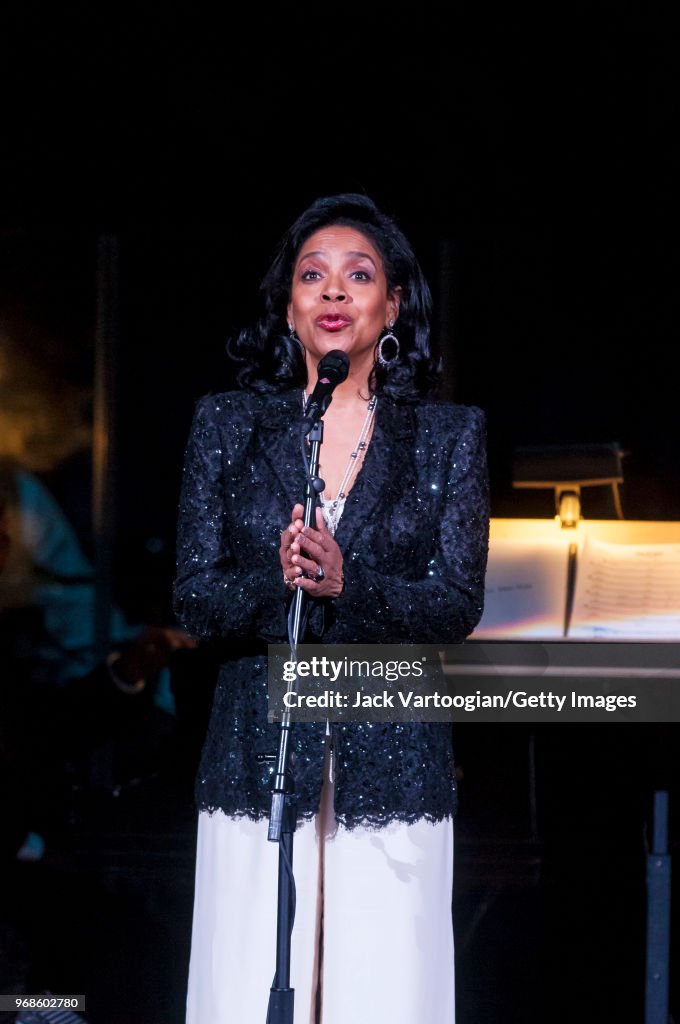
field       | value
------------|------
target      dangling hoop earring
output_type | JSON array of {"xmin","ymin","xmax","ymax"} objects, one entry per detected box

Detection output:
[{"xmin": 376, "ymin": 322, "xmax": 400, "ymax": 368}]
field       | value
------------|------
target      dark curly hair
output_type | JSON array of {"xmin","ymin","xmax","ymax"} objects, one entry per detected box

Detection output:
[{"xmin": 228, "ymin": 193, "xmax": 441, "ymax": 401}]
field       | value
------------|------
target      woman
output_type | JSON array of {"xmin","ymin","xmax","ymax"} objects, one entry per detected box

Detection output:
[{"xmin": 173, "ymin": 193, "xmax": 489, "ymax": 1024}]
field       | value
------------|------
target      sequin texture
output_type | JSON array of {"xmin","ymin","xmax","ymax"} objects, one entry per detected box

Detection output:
[{"xmin": 172, "ymin": 389, "xmax": 490, "ymax": 829}]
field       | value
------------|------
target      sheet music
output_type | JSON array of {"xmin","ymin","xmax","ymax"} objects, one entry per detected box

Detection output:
[
  {"xmin": 470, "ymin": 537, "xmax": 574, "ymax": 639},
  {"xmin": 569, "ymin": 536, "xmax": 680, "ymax": 639}
]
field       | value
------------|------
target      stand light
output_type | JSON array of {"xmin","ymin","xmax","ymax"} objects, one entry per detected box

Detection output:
[{"xmin": 511, "ymin": 442, "xmax": 626, "ymax": 528}]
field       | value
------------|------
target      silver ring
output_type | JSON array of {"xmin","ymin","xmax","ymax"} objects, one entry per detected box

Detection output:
[{"xmin": 313, "ymin": 566, "xmax": 325, "ymax": 583}]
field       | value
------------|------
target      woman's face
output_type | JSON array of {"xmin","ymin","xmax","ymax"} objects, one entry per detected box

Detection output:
[{"xmin": 287, "ymin": 225, "xmax": 400, "ymax": 382}]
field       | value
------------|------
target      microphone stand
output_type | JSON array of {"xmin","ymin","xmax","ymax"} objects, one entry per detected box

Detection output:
[{"xmin": 266, "ymin": 417, "xmax": 325, "ymax": 1024}]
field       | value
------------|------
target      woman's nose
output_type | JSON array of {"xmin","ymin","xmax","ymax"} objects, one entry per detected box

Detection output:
[{"xmin": 322, "ymin": 284, "xmax": 346, "ymax": 302}]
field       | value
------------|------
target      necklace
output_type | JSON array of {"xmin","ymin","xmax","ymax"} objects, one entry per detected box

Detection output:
[{"xmin": 302, "ymin": 392, "xmax": 378, "ymax": 535}]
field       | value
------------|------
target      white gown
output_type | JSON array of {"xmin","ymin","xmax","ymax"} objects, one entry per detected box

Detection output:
[{"xmin": 185, "ymin": 756, "xmax": 455, "ymax": 1024}]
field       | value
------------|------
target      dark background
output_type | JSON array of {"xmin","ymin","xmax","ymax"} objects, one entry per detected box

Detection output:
[
  {"xmin": 1, "ymin": 5, "xmax": 679, "ymax": 1023},
  {"xmin": 2, "ymin": 6, "xmax": 678, "ymax": 614}
]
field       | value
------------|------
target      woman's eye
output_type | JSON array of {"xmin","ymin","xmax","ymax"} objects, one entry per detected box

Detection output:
[
  {"xmin": 350, "ymin": 270, "xmax": 372, "ymax": 281},
  {"xmin": 300, "ymin": 269, "xmax": 321, "ymax": 281}
]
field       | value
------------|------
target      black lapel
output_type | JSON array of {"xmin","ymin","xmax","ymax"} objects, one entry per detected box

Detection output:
[
  {"xmin": 256, "ymin": 391, "xmax": 417, "ymax": 547},
  {"xmin": 258, "ymin": 391, "xmax": 308, "ymax": 514},
  {"xmin": 333, "ymin": 398, "xmax": 417, "ymax": 552}
]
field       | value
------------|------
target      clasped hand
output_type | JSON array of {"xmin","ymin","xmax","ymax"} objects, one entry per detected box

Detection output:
[{"xmin": 279, "ymin": 503, "xmax": 344, "ymax": 598}]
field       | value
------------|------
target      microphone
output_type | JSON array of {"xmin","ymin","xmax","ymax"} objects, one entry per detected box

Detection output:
[{"xmin": 301, "ymin": 350, "xmax": 350, "ymax": 434}]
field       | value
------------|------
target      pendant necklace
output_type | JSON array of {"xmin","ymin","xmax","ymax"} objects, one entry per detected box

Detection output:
[{"xmin": 302, "ymin": 392, "xmax": 378, "ymax": 535}]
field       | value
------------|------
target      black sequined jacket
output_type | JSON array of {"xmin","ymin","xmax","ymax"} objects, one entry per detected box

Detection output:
[{"xmin": 172, "ymin": 388, "xmax": 489, "ymax": 829}]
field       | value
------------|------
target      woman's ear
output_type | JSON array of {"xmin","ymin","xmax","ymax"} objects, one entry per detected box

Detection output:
[{"xmin": 388, "ymin": 286, "xmax": 402, "ymax": 325}]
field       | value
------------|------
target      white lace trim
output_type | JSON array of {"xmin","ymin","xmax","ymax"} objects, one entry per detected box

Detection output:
[{"xmin": 319, "ymin": 494, "xmax": 346, "ymax": 536}]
